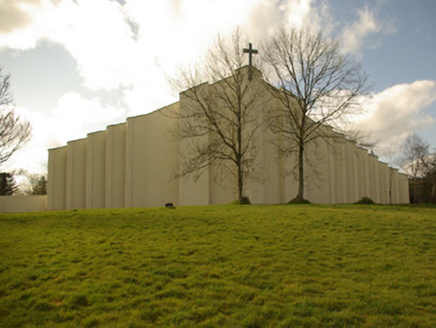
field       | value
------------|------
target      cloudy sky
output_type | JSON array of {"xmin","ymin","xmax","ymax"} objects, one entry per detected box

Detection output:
[{"xmin": 0, "ymin": 0, "xmax": 435, "ymax": 173}]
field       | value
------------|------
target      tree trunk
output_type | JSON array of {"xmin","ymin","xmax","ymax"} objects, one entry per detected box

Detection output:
[
  {"xmin": 238, "ymin": 165, "xmax": 244, "ymax": 202},
  {"xmin": 237, "ymin": 101, "xmax": 244, "ymax": 203},
  {"xmin": 296, "ymin": 143, "xmax": 304, "ymax": 201}
]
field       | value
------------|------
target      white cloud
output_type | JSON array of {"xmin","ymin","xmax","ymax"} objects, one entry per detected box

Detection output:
[
  {"xmin": 0, "ymin": 0, "xmax": 278, "ymax": 173},
  {"xmin": 0, "ymin": 0, "xmax": 398, "ymax": 92},
  {"xmin": 51, "ymin": 92, "xmax": 126, "ymax": 140},
  {"xmin": 355, "ymin": 80, "xmax": 436, "ymax": 157},
  {"xmin": 0, "ymin": 0, "xmax": 331, "ymax": 100},
  {"xmin": 0, "ymin": 0, "xmax": 35, "ymax": 34},
  {"xmin": 245, "ymin": 0, "xmax": 335, "ymax": 41},
  {"xmin": 4, "ymin": 91, "xmax": 126, "ymax": 173},
  {"xmin": 0, "ymin": 0, "xmax": 58, "ymax": 49},
  {"xmin": 284, "ymin": 0, "xmax": 312, "ymax": 29},
  {"xmin": 0, "ymin": 0, "xmax": 281, "ymax": 83},
  {"xmin": 341, "ymin": 5, "xmax": 396, "ymax": 56},
  {"xmin": 2, "ymin": 0, "xmax": 429, "ymax": 173},
  {"xmin": 46, "ymin": 0, "xmax": 141, "ymax": 91},
  {"xmin": 286, "ymin": 0, "xmax": 336, "ymax": 36}
]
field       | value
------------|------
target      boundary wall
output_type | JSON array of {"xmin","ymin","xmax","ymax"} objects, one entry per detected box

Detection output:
[{"xmin": 0, "ymin": 196, "xmax": 47, "ymax": 213}]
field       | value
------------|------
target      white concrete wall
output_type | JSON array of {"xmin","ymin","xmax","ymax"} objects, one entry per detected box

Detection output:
[
  {"xmin": 389, "ymin": 167, "xmax": 399, "ymax": 204},
  {"xmin": 66, "ymin": 138, "xmax": 87, "ymax": 210},
  {"xmin": 125, "ymin": 103, "xmax": 179, "ymax": 207},
  {"xmin": 367, "ymin": 155, "xmax": 376, "ymax": 202},
  {"xmin": 86, "ymin": 131, "xmax": 107, "ymax": 209},
  {"xmin": 178, "ymin": 85, "xmax": 212, "ymax": 206},
  {"xmin": 333, "ymin": 140, "xmax": 347, "ymax": 203},
  {"xmin": 273, "ymin": 127, "xmax": 409, "ymax": 205},
  {"xmin": 0, "ymin": 196, "xmax": 47, "ymax": 213},
  {"xmin": 106, "ymin": 123, "xmax": 126, "ymax": 208},
  {"xmin": 346, "ymin": 141, "xmax": 359, "ymax": 203},
  {"xmin": 237, "ymin": 74, "xmax": 272, "ymax": 204},
  {"xmin": 303, "ymin": 138, "xmax": 328, "ymax": 204},
  {"xmin": 399, "ymin": 174, "xmax": 410, "ymax": 203},
  {"xmin": 259, "ymin": 104, "xmax": 283, "ymax": 204},
  {"xmin": 379, "ymin": 162, "xmax": 389, "ymax": 204},
  {"xmin": 208, "ymin": 159, "xmax": 236, "ymax": 205},
  {"xmin": 282, "ymin": 152, "xmax": 299, "ymax": 202},
  {"xmin": 48, "ymin": 146, "xmax": 67, "ymax": 210}
]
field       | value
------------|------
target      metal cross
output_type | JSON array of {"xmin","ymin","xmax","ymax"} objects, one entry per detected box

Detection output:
[{"xmin": 243, "ymin": 43, "xmax": 258, "ymax": 67}]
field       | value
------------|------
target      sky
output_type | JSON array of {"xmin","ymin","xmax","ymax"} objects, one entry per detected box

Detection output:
[{"xmin": 0, "ymin": 0, "xmax": 435, "ymax": 174}]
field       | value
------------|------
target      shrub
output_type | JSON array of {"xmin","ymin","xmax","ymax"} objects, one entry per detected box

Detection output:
[{"xmin": 354, "ymin": 197, "xmax": 375, "ymax": 205}]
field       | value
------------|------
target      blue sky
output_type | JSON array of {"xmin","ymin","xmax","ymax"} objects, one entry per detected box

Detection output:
[{"xmin": 0, "ymin": 0, "xmax": 435, "ymax": 173}]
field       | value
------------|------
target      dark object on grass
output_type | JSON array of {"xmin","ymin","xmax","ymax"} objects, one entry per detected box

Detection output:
[
  {"xmin": 165, "ymin": 203, "xmax": 175, "ymax": 209},
  {"xmin": 354, "ymin": 197, "xmax": 375, "ymax": 205}
]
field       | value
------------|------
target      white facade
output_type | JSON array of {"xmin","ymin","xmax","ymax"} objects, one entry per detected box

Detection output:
[{"xmin": 47, "ymin": 68, "xmax": 409, "ymax": 209}]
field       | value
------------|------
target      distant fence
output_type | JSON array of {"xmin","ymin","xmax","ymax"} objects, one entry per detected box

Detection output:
[{"xmin": 0, "ymin": 195, "xmax": 47, "ymax": 213}]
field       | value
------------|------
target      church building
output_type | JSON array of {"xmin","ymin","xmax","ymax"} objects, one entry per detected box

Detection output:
[{"xmin": 47, "ymin": 66, "xmax": 409, "ymax": 210}]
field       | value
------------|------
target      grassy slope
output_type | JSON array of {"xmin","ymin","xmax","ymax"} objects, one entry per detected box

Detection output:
[{"xmin": 0, "ymin": 205, "xmax": 436, "ymax": 327}]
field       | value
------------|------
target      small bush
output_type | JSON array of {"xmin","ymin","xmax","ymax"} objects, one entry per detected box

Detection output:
[{"xmin": 354, "ymin": 197, "xmax": 375, "ymax": 205}]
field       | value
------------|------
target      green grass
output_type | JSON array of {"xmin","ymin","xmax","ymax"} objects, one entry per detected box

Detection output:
[{"xmin": 1, "ymin": 204, "xmax": 436, "ymax": 327}]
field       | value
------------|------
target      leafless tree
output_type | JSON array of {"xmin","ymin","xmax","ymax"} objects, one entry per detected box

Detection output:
[
  {"xmin": 168, "ymin": 30, "xmax": 264, "ymax": 203},
  {"xmin": 420, "ymin": 154, "xmax": 436, "ymax": 203},
  {"xmin": 401, "ymin": 134, "xmax": 429, "ymax": 177},
  {"xmin": 261, "ymin": 27, "xmax": 368, "ymax": 203},
  {"xmin": 401, "ymin": 134, "xmax": 435, "ymax": 203},
  {"xmin": 25, "ymin": 172, "xmax": 47, "ymax": 195},
  {"xmin": 0, "ymin": 68, "xmax": 31, "ymax": 165},
  {"xmin": 423, "ymin": 155, "xmax": 436, "ymax": 203}
]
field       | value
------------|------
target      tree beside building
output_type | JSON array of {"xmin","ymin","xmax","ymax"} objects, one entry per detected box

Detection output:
[{"xmin": 0, "ymin": 172, "xmax": 18, "ymax": 196}]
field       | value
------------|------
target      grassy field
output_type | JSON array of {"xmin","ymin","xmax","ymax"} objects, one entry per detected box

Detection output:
[{"xmin": 1, "ymin": 204, "xmax": 436, "ymax": 327}]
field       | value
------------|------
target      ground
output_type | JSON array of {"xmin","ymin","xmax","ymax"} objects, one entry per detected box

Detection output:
[{"xmin": 1, "ymin": 204, "xmax": 435, "ymax": 327}]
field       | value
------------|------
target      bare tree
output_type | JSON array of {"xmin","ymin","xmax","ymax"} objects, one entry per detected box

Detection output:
[
  {"xmin": 421, "ymin": 154, "xmax": 436, "ymax": 203},
  {"xmin": 262, "ymin": 27, "xmax": 368, "ymax": 203},
  {"xmin": 0, "ymin": 172, "xmax": 18, "ymax": 195},
  {"xmin": 26, "ymin": 173, "xmax": 47, "ymax": 195},
  {"xmin": 401, "ymin": 134, "xmax": 435, "ymax": 203},
  {"xmin": 169, "ymin": 30, "xmax": 264, "ymax": 203},
  {"xmin": 0, "ymin": 68, "xmax": 31, "ymax": 165},
  {"xmin": 401, "ymin": 134, "xmax": 428, "ymax": 177}
]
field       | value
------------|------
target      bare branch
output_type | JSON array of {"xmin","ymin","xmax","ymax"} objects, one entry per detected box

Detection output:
[
  {"xmin": 262, "ymin": 27, "xmax": 369, "ymax": 202},
  {"xmin": 167, "ymin": 30, "xmax": 264, "ymax": 202},
  {"xmin": 0, "ymin": 68, "xmax": 32, "ymax": 165}
]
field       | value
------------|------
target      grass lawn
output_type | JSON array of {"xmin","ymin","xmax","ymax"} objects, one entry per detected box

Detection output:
[{"xmin": 1, "ymin": 204, "xmax": 436, "ymax": 327}]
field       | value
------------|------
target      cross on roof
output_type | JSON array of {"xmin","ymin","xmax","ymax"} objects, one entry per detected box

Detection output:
[{"xmin": 243, "ymin": 43, "xmax": 258, "ymax": 67}]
